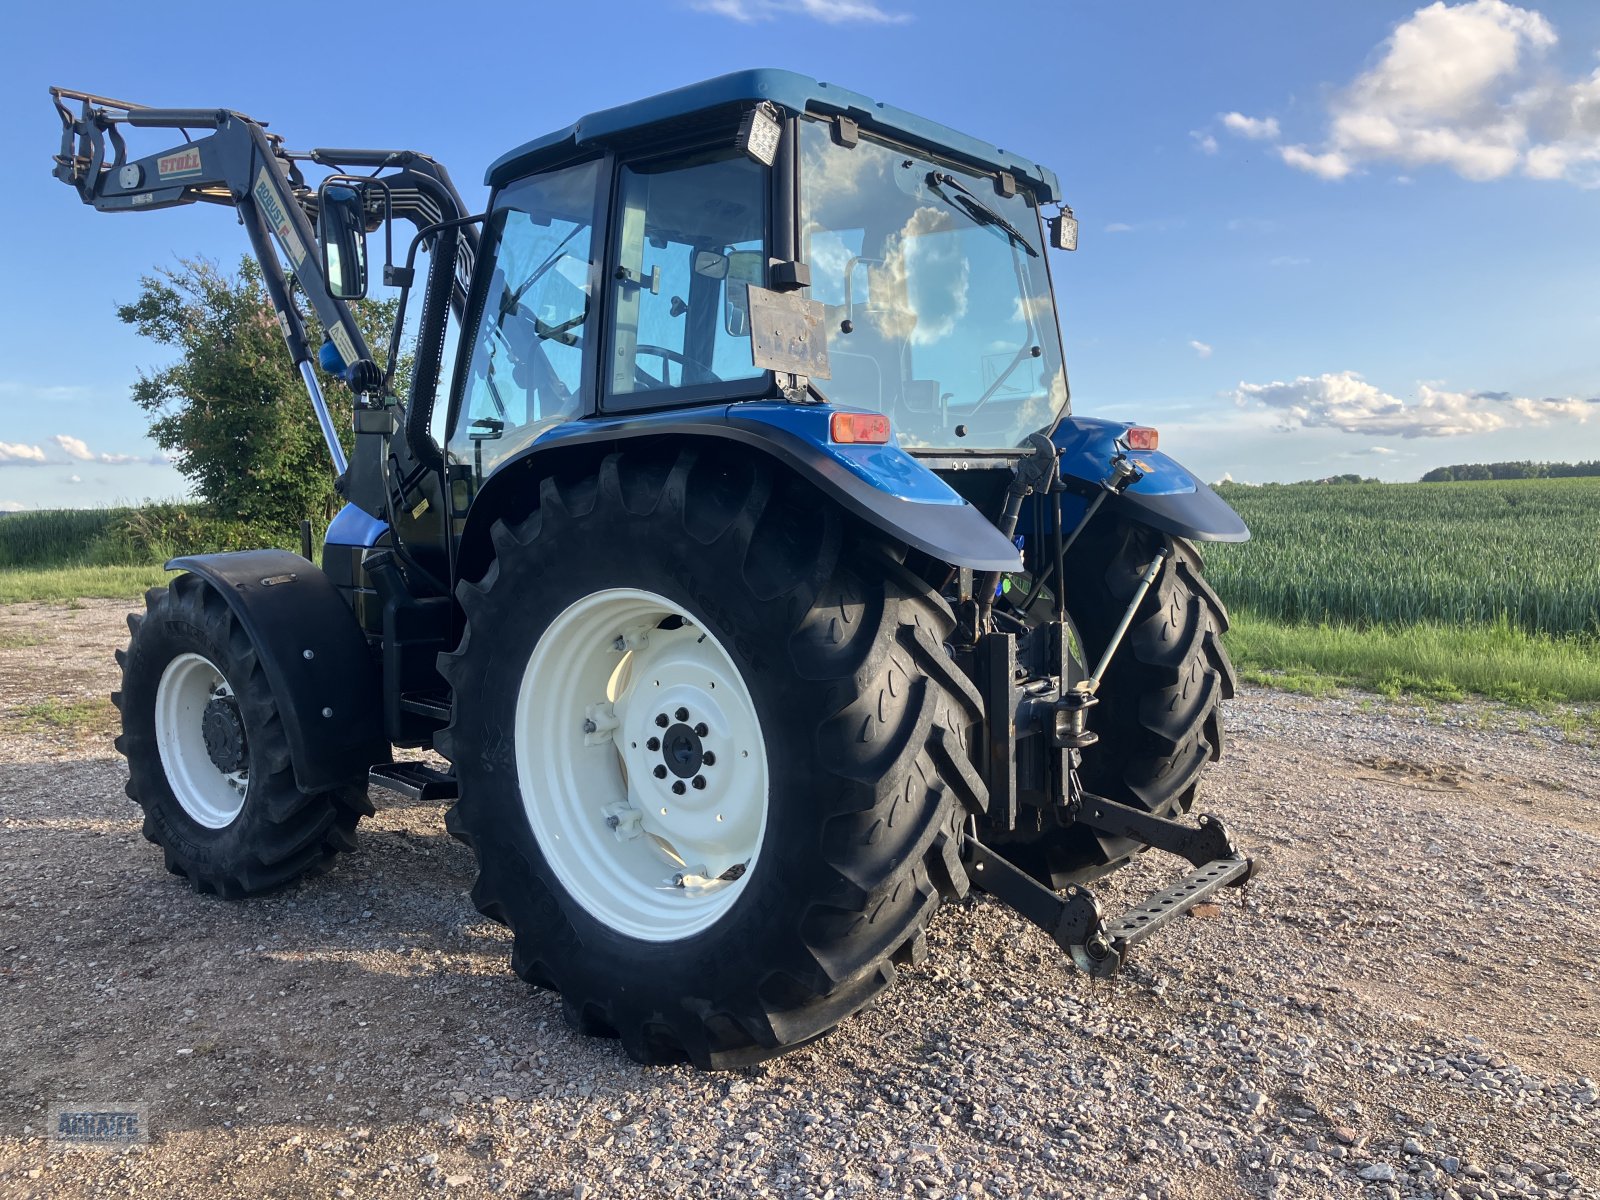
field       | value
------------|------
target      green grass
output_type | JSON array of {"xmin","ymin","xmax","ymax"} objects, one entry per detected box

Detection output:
[
  {"xmin": 1211, "ymin": 477, "xmax": 1600, "ymax": 637},
  {"xmin": 15, "ymin": 697, "xmax": 115, "ymax": 735},
  {"xmin": 0, "ymin": 504, "xmax": 308, "ymax": 575},
  {"xmin": 0, "ymin": 508, "xmax": 133, "ymax": 568},
  {"xmin": 0, "ymin": 564, "xmax": 172, "ymax": 605},
  {"xmin": 1, "ymin": 502, "xmax": 311, "ymax": 605},
  {"xmin": 1228, "ymin": 610, "xmax": 1600, "ymax": 705}
]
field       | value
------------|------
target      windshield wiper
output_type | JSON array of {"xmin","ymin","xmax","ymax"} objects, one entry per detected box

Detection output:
[{"xmin": 925, "ymin": 172, "xmax": 1039, "ymax": 258}]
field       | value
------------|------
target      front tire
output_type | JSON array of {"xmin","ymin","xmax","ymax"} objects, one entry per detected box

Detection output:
[
  {"xmin": 438, "ymin": 448, "xmax": 987, "ymax": 1068},
  {"xmin": 112, "ymin": 576, "xmax": 372, "ymax": 897}
]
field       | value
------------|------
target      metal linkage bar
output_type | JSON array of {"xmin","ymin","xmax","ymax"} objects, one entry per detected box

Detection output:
[
  {"xmin": 298, "ymin": 361, "xmax": 348, "ymax": 475},
  {"xmin": 964, "ymin": 803, "xmax": 1256, "ymax": 978},
  {"xmin": 1072, "ymin": 794, "xmax": 1245, "ymax": 870},
  {"xmin": 1103, "ymin": 857, "xmax": 1251, "ymax": 950}
]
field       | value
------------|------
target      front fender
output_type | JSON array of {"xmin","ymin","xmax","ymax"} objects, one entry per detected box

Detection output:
[
  {"xmin": 462, "ymin": 402, "xmax": 1024, "ymax": 573},
  {"xmin": 1053, "ymin": 416, "xmax": 1249, "ymax": 543},
  {"xmin": 165, "ymin": 549, "xmax": 389, "ymax": 792}
]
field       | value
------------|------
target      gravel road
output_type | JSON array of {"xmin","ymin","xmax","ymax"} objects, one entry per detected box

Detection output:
[{"xmin": 1, "ymin": 599, "xmax": 1596, "ymax": 1199}]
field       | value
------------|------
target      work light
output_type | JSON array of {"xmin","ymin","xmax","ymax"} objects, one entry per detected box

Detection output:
[{"xmin": 736, "ymin": 102, "xmax": 783, "ymax": 166}]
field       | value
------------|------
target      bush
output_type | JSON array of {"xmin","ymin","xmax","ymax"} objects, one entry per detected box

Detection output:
[{"xmin": 94, "ymin": 504, "xmax": 301, "ymax": 564}]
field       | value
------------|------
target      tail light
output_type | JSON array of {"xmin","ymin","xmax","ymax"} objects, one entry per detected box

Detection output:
[
  {"xmin": 829, "ymin": 412, "xmax": 892, "ymax": 445},
  {"xmin": 1124, "ymin": 426, "xmax": 1159, "ymax": 451}
]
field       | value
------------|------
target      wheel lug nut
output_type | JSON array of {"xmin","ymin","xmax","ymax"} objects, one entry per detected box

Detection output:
[
  {"xmin": 653, "ymin": 765, "xmax": 667, "ymax": 779},
  {"xmin": 647, "ymin": 737, "xmax": 660, "ymax": 751},
  {"xmin": 675, "ymin": 706, "xmax": 689, "ymax": 721},
  {"xmin": 655, "ymin": 713, "xmax": 669, "ymax": 728},
  {"xmin": 692, "ymin": 776, "xmax": 706, "ymax": 790},
  {"xmin": 694, "ymin": 722, "xmax": 708, "ymax": 737},
  {"xmin": 701, "ymin": 751, "xmax": 716, "ymax": 766},
  {"xmin": 671, "ymin": 780, "xmax": 686, "ymax": 795}
]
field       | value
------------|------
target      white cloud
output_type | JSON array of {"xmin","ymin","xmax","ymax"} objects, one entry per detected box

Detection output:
[
  {"xmin": 67, "ymin": 474, "xmax": 82, "ymax": 484},
  {"xmin": 0, "ymin": 442, "xmax": 47, "ymax": 464},
  {"xmin": 0, "ymin": 382, "xmax": 88, "ymax": 402},
  {"xmin": 53, "ymin": 434, "xmax": 93, "ymax": 461},
  {"xmin": 48, "ymin": 433, "xmax": 150, "ymax": 466},
  {"xmin": 1271, "ymin": 1, "xmax": 1600, "ymax": 186},
  {"xmin": 1189, "ymin": 340, "xmax": 1214, "ymax": 359},
  {"xmin": 1221, "ymin": 112, "xmax": 1281, "ymax": 140},
  {"xmin": 691, "ymin": 0, "xmax": 909, "ymax": 22},
  {"xmin": 1101, "ymin": 218, "xmax": 1186, "ymax": 235},
  {"xmin": 0, "ymin": 500, "xmax": 25, "ymax": 512},
  {"xmin": 1279, "ymin": 144, "xmax": 1354, "ymax": 180},
  {"xmin": 1226, "ymin": 217, "xmax": 1281, "ymax": 234},
  {"xmin": 1233, "ymin": 370, "xmax": 1598, "ymax": 437},
  {"xmin": 1190, "ymin": 130, "xmax": 1219, "ymax": 154}
]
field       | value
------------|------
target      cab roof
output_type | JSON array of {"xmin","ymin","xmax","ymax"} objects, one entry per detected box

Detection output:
[{"xmin": 485, "ymin": 68, "xmax": 1061, "ymax": 202}]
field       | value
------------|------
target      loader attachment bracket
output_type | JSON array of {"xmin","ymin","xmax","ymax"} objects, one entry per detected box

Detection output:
[{"xmin": 965, "ymin": 799, "xmax": 1256, "ymax": 978}]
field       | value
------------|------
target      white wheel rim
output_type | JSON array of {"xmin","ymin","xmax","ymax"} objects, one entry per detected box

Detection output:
[
  {"xmin": 154, "ymin": 652, "xmax": 249, "ymax": 829},
  {"xmin": 515, "ymin": 587, "xmax": 769, "ymax": 942}
]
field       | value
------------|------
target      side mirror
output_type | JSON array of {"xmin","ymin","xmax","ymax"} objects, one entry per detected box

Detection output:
[
  {"xmin": 693, "ymin": 250, "xmax": 730, "ymax": 279},
  {"xmin": 319, "ymin": 184, "xmax": 369, "ymax": 300},
  {"xmin": 1048, "ymin": 207, "xmax": 1078, "ymax": 253}
]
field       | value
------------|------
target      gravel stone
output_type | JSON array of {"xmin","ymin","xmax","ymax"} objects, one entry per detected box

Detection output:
[{"xmin": 0, "ymin": 599, "xmax": 1596, "ymax": 1199}]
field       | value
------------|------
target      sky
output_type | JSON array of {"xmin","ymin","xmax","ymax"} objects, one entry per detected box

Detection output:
[{"xmin": 1, "ymin": 0, "xmax": 1597, "ymax": 509}]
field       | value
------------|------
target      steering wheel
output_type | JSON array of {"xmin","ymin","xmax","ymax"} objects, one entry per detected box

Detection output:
[{"xmin": 634, "ymin": 344, "xmax": 718, "ymax": 389}]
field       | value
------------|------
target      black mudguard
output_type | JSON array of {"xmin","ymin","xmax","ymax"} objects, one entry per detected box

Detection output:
[
  {"xmin": 165, "ymin": 549, "xmax": 389, "ymax": 792},
  {"xmin": 458, "ymin": 402, "xmax": 1024, "ymax": 581}
]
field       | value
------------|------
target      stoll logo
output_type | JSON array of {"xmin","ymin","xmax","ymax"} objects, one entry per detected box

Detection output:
[
  {"xmin": 157, "ymin": 146, "xmax": 203, "ymax": 179},
  {"xmin": 48, "ymin": 1103, "xmax": 148, "ymax": 1146}
]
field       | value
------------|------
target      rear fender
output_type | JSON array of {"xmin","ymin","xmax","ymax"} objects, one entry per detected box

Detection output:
[
  {"xmin": 1051, "ymin": 416, "xmax": 1248, "ymax": 543},
  {"xmin": 456, "ymin": 402, "xmax": 1024, "ymax": 583},
  {"xmin": 165, "ymin": 549, "xmax": 389, "ymax": 792}
]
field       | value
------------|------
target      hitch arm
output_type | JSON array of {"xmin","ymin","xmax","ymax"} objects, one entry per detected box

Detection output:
[
  {"xmin": 966, "ymin": 836, "xmax": 1254, "ymax": 979},
  {"xmin": 1073, "ymin": 794, "xmax": 1249, "ymax": 871}
]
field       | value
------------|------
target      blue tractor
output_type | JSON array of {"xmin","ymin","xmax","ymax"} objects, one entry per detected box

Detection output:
[{"xmin": 52, "ymin": 72, "xmax": 1253, "ymax": 1067}]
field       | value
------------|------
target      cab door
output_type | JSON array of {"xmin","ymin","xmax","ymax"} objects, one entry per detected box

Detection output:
[{"xmin": 445, "ymin": 158, "xmax": 604, "ymax": 500}]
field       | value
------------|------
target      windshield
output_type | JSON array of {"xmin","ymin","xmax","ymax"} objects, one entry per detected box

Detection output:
[{"xmin": 799, "ymin": 120, "xmax": 1068, "ymax": 450}]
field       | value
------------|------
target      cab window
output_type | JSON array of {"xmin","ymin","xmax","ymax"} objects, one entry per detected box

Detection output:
[
  {"xmin": 450, "ymin": 159, "xmax": 600, "ymax": 480},
  {"xmin": 606, "ymin": 149, "xmax": 767, "ymax": 404}
]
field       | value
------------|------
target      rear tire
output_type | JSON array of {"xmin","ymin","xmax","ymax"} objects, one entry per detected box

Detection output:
[
  {"xmin": 438, "ymin": 447, "xmax": 987, "ymax": 1068},
  {"xmin": 988, "ymin": 521, "xmax": 1236, "ymax": 887},
  {"xmin": 112, "ymin": 575, "xmax": 372, "ymax": 897}
]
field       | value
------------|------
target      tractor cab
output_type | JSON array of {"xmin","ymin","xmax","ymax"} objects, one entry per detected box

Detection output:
[{"xmin": 320, "ymin": 71, "xmax": 1080, "ymax": 511}]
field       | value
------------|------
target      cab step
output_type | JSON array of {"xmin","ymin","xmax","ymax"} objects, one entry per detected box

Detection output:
[{"xmin": 368, "ymin": 760, "xmax": 458, "ymax": 803}]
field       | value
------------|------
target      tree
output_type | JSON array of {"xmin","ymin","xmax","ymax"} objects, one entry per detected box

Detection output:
[
  {"xmin": 1420, "ymin": 460, "xmax": 1600, "ymax": 481},
  {"xmin": 118, "ymin": 256, "xmax": 397, "ymax": 534}
]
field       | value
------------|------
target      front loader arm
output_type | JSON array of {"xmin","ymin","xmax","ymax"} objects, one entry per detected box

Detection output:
[
  {"xmin": 52, "ymin": 88, "xmax": 371, "ymax": 380},
  {"xmin": 50, "ymin": 88, "xmax": 476, "ymax": 490}
]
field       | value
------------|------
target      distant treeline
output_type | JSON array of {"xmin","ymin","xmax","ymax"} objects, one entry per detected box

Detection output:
[{"xmin": 1420, "ymin": 461, "xmax": 1600, "ymax": 482}]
